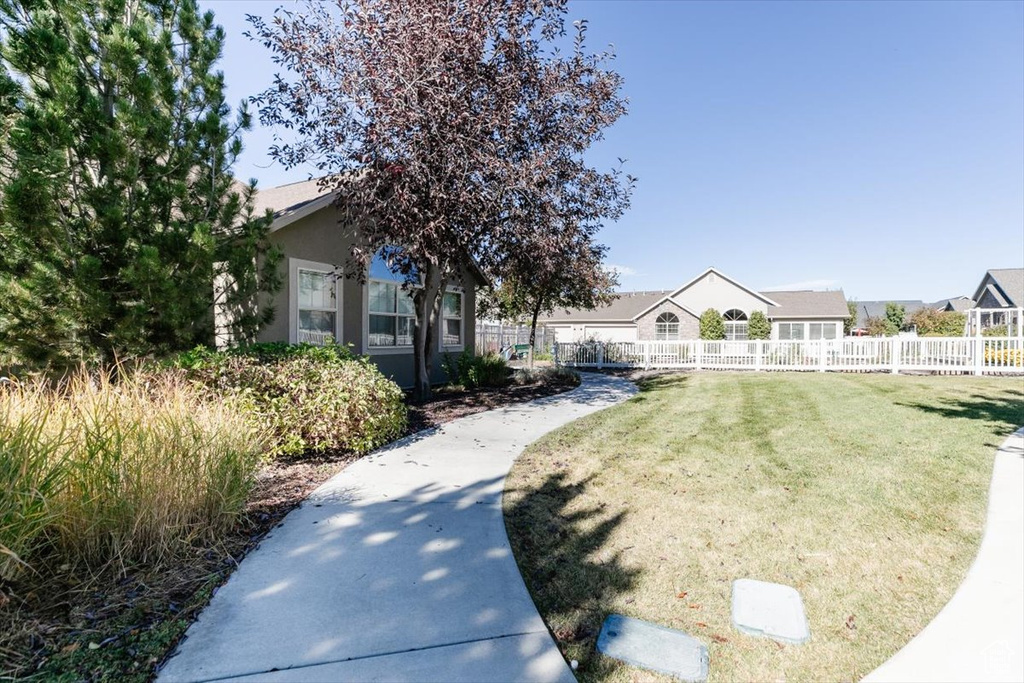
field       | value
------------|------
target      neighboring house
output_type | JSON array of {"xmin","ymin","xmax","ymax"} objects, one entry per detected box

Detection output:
[
  {"xmin": 968, "ymin": 268, "xmax": 1024, "ymax": 334},
  {"xmin": 224, "ymin": 178, "xmax": 486, "ymax": 388},
  {"xmin": 933, "ymin": 296, "xmax": 974, "ymax": 313},
  {"xmin": 971, "ymin": 268, "xmax": 1024, "ymax": 311},
  {"xmin": 541, "ymin": 267, "xmax": 850, "ymax": 342}
]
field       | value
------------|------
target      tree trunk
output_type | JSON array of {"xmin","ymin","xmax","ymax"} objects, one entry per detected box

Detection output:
[
  {"xmin": 528, "ymin": 296, "xmax": 543, "ymax": 370},
  {"xmin": 412, "ymin": 262, "xmax": 443, "ymax": 401}
]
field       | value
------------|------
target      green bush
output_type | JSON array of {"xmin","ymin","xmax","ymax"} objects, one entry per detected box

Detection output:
[
  {"xmin": 748, "ymin": 311, "xmax": 771, "ymax": 340},
  {"xmin": 911, "ymin": 309, "xmax": 967, "ymax": 337},
  {"xmin": 443, "ymin": 352, "xmax": 510, "ymax": 389},
  {"xmin": 0, "ymin": 367, "xmax": 264, "ymax": 578},
  {"xmin": 699, "ymin": 309, "xmax": 725, "ymax": 340},
  {"xmin": 982, "ymin": 324, "xmax": 1009, "ymax": 337},
  {"xmin": 173, "ymin": 343, "xmax": 407, "ymax": 458}
]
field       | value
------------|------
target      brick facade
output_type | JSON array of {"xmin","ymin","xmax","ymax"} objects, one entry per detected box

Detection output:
[{"xmin": 635, "ymin": 302, "xmax": 699, "ymax": 340}]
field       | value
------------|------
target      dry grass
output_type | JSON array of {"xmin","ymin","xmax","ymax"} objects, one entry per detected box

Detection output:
[{"xmin": 504, "ymin": 372, "xmax": 1023, "ymax": 682}]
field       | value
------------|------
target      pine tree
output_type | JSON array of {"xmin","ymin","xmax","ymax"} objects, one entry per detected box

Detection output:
[{"xmin": 0, "ymin": 0, "xmax": 280, "ymax": 366}]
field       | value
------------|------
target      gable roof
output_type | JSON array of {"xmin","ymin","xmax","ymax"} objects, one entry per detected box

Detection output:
[
  {"xmin": 931, "ymin": 296, "xmax": 974, "ymax": 312},
  {"xmin": 539, "ymin": 291, "xmax": 674, "ymax": 323},
  {"xmin": 972, "ymin": 268, "xmax": 1024, "ymax": 308},
  {"xmin": 765, "ymin": 290, "xmax": 851, "ymax": 319}
]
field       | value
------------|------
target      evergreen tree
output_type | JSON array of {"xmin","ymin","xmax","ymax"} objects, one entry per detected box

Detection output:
[
  {"xmin": 748, "ymin": 310, "xmax": 771, "ymax": 340},
  {"xmin": 0, "ymin": 0, "xmax": 280, "ymax": 366},
  {"xmin": 699, "ymin": 309, "xmax": 725, "ymax": 340}
]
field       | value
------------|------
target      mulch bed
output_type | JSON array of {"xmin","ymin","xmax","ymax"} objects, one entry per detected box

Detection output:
[{"xmin": 0, "ymin": 376, "xmax": 578, "ymax": 682}]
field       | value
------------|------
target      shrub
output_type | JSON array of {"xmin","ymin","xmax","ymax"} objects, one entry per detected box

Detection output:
[
  {"xmin": 443, "ymin": 352, "xmax": 510, "ymax": 389},
  {"xmin": 173, "ymin": 343, "xmax": 407, "ymax": 458},
  {"xmin": 982, "ymin": 324, "xmax": 1009, "ymax": 338},
  {"xmin": 699, "ymin": 309, "xmax": 725, "ymax": 340},
  {"xmin": 911, "ymin": 309, "xmax": 967, "ymax": 337},
  {"xmin": 866, "ymin": 315, "xmax": 897, "ymax": 337},
  {"xmin": 0, "ymin": 367, "xmax": 265, "ymax": 577},
  {"xmin": 885, "ymin": 302, "xmax": 906, "ymax": 332},
  {"xmin": 748, "ymin": 311, "xmax": 771, "ymax": 340},
  {"xmin": 513, "ymin": 366, "xmax": 580, "ymax": 387}
]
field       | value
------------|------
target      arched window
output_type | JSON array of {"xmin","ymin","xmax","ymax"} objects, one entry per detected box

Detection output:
[
  {"xmin": 723, "ymin": 309, "xmax": 748, "ymax": 340},
  {"xmin": 655, "ymin": 312, "xmax": 680, "ymax": 340}
]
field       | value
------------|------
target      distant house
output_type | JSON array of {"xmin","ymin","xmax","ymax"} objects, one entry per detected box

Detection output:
[
  {"xmin": 218, "ymin": 178, "xmax": 487, "ymax": 388},
  {"xmin": 849, "ymin": 300, "xmax": 929, "ymax": 335},
  {"xmin": 934, "ymin": 296, "xmax": 974, "ymax": 313},
  {"xmin": 968, "ymin": 268, "xmax": 1024, "ymax": 334},
  {"xmin": 540, "ymin": 267, "xmax": 850, "ymax": 342}
]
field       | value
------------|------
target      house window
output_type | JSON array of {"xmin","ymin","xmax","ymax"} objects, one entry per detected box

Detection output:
[
  {"xmin": 723, "ymin": 309, "xmax": 748, "ymax": 340},
  {"xmin": 655, "ymin": 312, "xmax": 680, "ymax": 340},
  {"xmin": 809, "ymin": 322, "xmax": 837, "ymax": 340},
  {"xmin": 298, "ymin": 268, "xmax": 337, "ymax": 344},
  {"xmin": 778, "ymin": 322, "xmax": 804, "ymax": 340},
  {"xmin": 442, "ymin": 290, "xmax": 463, "ymax": 347},
  {"xmin": 368, "ymin": 281, "xmax": 415, "ymax": 347}
]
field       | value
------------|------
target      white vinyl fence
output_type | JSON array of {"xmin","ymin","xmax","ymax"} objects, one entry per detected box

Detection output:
[
  {"xmin": 476, "ymin": 322, "xmax": 557, "ymax": 356},
  {"xmin": 555, "ymin": 337, "xmax": 1024, "ymax": 375}
]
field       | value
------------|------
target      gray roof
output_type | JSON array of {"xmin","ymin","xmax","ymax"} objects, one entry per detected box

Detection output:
[
  {"xmin": 251, "ymin": 177, "xmax": 332, "ymax": 222},
  {"xmin": 540, "ymin": 291, "xmax": 673, "ymax": 322},
  {"xmin": 930, "ymin": 296, "xmax": 974, "ymax": 312},
  {"xmin": 850, "ymin": 300, "xmax": 928, "ymax": 329},
  {"xmin": 984, "ymin": 268, "xmax": 1024, "ymax": 307},
  {"xmin": 765, "ymin": 290, "xmax": 850, "ymax": 319},
  {"xmin": 543, "ymin": 288, "xmax": 850, "ymax": 322}
]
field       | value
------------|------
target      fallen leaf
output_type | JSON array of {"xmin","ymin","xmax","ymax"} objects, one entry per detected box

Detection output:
[
  {"xmin": 676, "ymin": 591, "xmax": 688, "ymax": 599},
  {"xmin": 688, "ymin": 604, "xmax": 701, "ymax": 609},
  {"xmin": 845, "ymin": 615, "xmax": 857, "ymax": 630},
  {"xmin": 60, "ymin": 643, "xmax": 80, "ymax": 654},
  {"xmin": 696, "ymin": 622, "xmax": 708, "ymax": 628},
  {"xmin": 711, "ymin": 634, "xmax": 729, "ymax": 643},
  {"xmin": 88, "ymin": 642, "xmax": 101, "ymax": 650}
]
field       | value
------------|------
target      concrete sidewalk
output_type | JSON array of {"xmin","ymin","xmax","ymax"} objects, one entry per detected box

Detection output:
[
  {"xmin": 159, "ymin": 373, "xmax": 636, "ymax": 683},
  {"xmin": 864, "ymin": 426, "xmax": 1024, "ymax": 683}
]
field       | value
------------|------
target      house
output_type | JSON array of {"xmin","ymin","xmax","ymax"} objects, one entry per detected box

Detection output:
[
  {"xmin": 967, "ymin": 268, "xmax": 1024, "ymax": 334},
  {"xmin": 540, "ymin": 267, "xmax": 850, "ymax": 342},
  {"xmin": 229, "ymin": 178, "xmax": 486, "ymax": 387}
]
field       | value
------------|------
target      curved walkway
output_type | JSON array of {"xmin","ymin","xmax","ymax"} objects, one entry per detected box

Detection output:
[
  {"xmin": 864, "ymin": 426, "xmax": 1024, "ymax": 683},
  {"xmin": 159, "ymin": 373, "xmax": 636, "ymax": 683}
]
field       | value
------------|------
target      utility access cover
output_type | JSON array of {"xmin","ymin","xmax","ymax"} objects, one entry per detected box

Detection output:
[
  {"xmin": 596, "ymin": 614, "xmax": 709, "ymax": 682},
  {"xmin": 731, "ymin": 578, "xmax": 810, "ymax": 644}
]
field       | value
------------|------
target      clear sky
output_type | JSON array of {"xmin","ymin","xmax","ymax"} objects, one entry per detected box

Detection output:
[{"xmin": 204, "ymin": 0, "xmax": 1024, "ymax": 302}]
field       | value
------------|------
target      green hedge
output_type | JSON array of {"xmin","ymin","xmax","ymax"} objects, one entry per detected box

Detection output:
[
  {"xmin": 442, "ymin": 351, "xmax": 510, "ymax": 389},
  {"xmin": 172, "ymin": 343, "xmax": 407, "ymax": 458}
]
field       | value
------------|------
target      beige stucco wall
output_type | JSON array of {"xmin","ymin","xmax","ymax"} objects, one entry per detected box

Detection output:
[
  {"xmin": 673, "ymin": 271, "xmax": 770, "ymax": 318},
  {"xmin": 636, "ymin": 302, "xmax": 699, "ymax": 340}
]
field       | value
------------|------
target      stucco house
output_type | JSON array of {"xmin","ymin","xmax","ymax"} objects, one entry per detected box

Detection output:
[
  {"xmin": 230, "ymin": 178, "xmax": 486, "ymax": 387},
  {"xmin": 541, "ymin": 267, "xmax": 850, "ymax": 342}
]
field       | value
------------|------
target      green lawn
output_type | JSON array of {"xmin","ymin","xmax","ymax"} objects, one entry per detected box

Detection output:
[{"xmin": 504, "ymin": 372, "xmax": 1023, "ymax": 682}]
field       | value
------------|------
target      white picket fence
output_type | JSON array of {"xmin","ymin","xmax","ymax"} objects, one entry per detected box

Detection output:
[{"xmin": 554, "ymin": 337, "xmax": 1024, "ymax": 375}]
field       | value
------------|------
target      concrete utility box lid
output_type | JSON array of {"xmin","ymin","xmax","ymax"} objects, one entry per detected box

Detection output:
[
  {"xmin": 731, "ymin": 578, "xmax": 810, "ymax": 644},
  {"xmin": 596, "ymin": 614, "xmax": 709, "ymax": 682}
]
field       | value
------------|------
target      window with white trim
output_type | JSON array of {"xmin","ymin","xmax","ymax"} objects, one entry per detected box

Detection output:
[
  {"xmin": 723, "ymin": 309, "xmax": 748, "ymax": 340},
  {"xmin": 368, "ymin": 281, "xmax": 415, "ymax": 347},
  {"xmin": 655, "ymin": 312, "xmax": 680, "ymax": 340},
  {"xmin": 809, "ymin": 322, "xmax": 837, "ymax": 340},
  {"xmin": 778, "ymin": 322, "xmax": 804, "ymax": 340},
  {"xmin": 298, "ymin": 268, "xmax": 337, "ymax": 344},
  {"xmin": 442, "ymin": 290, "xmax": 463, "ymax": 347}
]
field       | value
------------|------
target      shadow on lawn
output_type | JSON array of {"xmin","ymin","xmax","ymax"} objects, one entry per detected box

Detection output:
[
  {"xmin": 504, "ymin": 471, "xmax": 640, "ymax": 652},
  {"xmin": 898, "ymin": 389, "xmax": 1024, "ymax": 437}
]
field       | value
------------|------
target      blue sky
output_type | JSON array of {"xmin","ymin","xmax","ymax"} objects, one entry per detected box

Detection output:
[{"xmin": 205, "ymin": 0, "xmax": 1024, "ymax": 302}]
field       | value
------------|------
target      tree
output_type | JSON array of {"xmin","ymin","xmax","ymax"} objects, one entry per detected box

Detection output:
[
  {"xmin": 845, "ymin": 300, "xmax": 858, "ymax": 336},
  {"xmin": 865, "ymin": 316, "xmax": 895, "ymax": 337},
  {"xmin": 483, "ymin": 225, "xmax": 621, "ymax": 366},
  {"xmin": 910, "ymin": 308, "xmax": 967, "ymax": 337},
  {"xmin": 748, "ymin": 311, "xmax": 771, "ymax": 340},
  {"xmin": 699, "ymin": 309, "xmax": 725, "ymax": 340},
  {"xmin": 885, "ymin": 302, "xmax": 906, "ymax": 334},
  {"xmin": 0, "ymin": 0, "xmax": 280, "ymax": 367},
  {"xmin": 249, "ymin": 0, "xmax": 632, "ymax": 399}
]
